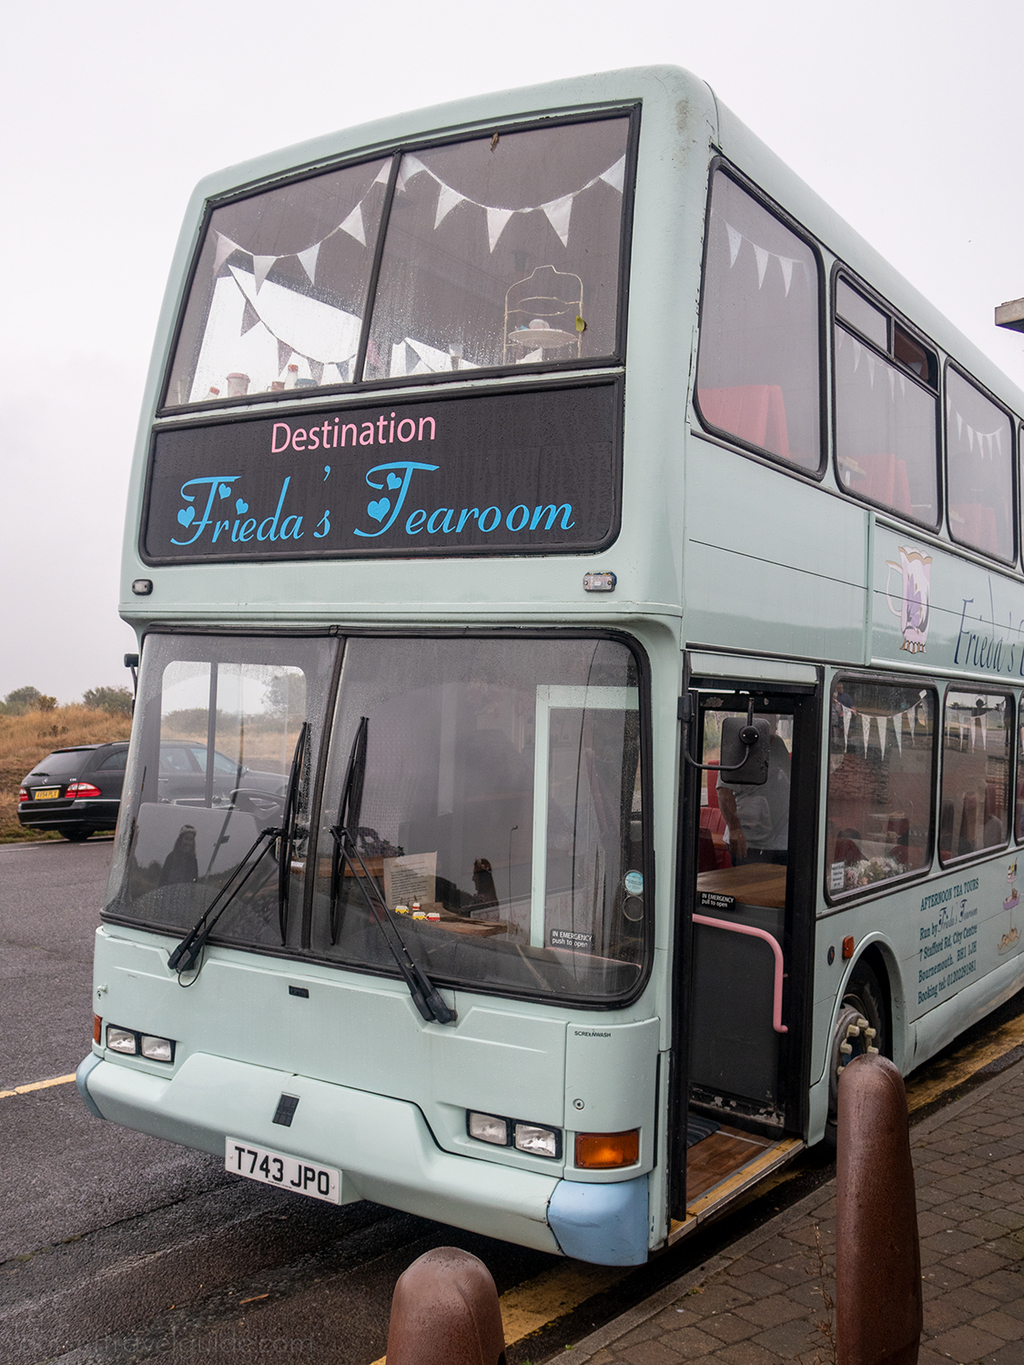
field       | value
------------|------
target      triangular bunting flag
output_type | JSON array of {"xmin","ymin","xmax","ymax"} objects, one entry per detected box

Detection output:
[
  {"xmin": 240, "ymin": 300, "xmax": 260, "ymax": 336},
  {"xmin": 861, "ymin": 714, "xmax": 871, "ymax": 758},
  {"xmin": 339, "ymin": 204, "xmax": 366, "ymax": 247},
  {"xmin": 599, "ymin": 155, "xmax": 625, "ymax": 194},
  {"xmin": 402, "ymin": 155, "xmax": 428, "ymax": 181},
  {"xmin": 277, "ymin": 339, "xmax": 293, "ymax": 372},
  {"xmin": 541, "ymin": 194, "xmax": 573, "ymax": 247},
  {"xmin": 214, "ymin": 233, "xmax": 241, "ymax": 272},
  {"xmin": 842, "ymin": 706, "xmax": 852, "ymax": 750},
  {"xmin": 253, "ymin": 255, "xmax": 276, "ymax": 292},
  {"xmin": 373, "ymin": 162, "xmax": 391, "ymax": 185},
  {"xmin": 779, "ymin": 256, "xmax": 794, "ymax": 296},
  {"xmin": 753, "ymin": 244, "xmax": 769, "ymax": 289},
  {"xmin": 309, "ymin": 359, "xmax": 324, "ymax": 385},
  {"xmin": 726, "ymin": 223, "xmax": 742, "ymax": 267},
  {"xmin": 434, "ymin": 182, "xmax": 465, "ymax": 229},
  {"xmin": 877, "ymin": 715, "xmax": 887, "ymax": 759},
  {"xmin": 894, "ymin": 713, "xmax": 903, "ymax": 755},
  {"xmin": 487, "ymin": 207, "xmax": 514, "ymax": 252},
  {"xmin": 852, "ymin": 338, "xmax": 862, "ymax": 373},
  {"xmin": 296, "ymin": 243, "xmax": 320, "ymax": 284}
]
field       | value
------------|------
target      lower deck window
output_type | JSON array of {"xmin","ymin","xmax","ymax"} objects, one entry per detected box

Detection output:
[
  {"xmin": 826, "ymin": 679, "xmax": 936, "ymax": 896},
  {"xmin": 105, "ymin": 632, "xmax": 648, "ymax": 1004},
  {"xmin": 940, "ymin": 691, "xmax": 1012, "ymax": 862},
  {"xmin": 311, "ymin": 636, "xmax": 646, "ymax": 999}
]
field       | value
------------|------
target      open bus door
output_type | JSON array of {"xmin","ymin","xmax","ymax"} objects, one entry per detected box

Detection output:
[{"xmin": 669, "ymin": 672, "xmax": 820, "ymax": 1243}]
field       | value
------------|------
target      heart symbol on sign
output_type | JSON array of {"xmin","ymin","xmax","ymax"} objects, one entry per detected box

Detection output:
[
  {"xmin": 387, "ymin": 473, "xmax": 402, "ymax": 490},
  {"xmin": 177, "ymin": 507, "xmax": 195, "ymax": 527},
  {"xmin": 235, "ymin": 499, "xmax": 249, "ymax": 514},
  {"xmin": 218, "ymin": 483, "xmax": 232, "ymax": 499},
  {"xmin": 367, "ymin": 498, "xmax": 390, "ymax": 522}
]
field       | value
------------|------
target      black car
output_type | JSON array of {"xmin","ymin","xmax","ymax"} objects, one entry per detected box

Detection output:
[
  {"xmin": 156, "ymin": 743, "xmax": 287, "ymax": 812},
  {"xmin": 18, "ymin": 743, "xmax": 129, "ymax": 841}
]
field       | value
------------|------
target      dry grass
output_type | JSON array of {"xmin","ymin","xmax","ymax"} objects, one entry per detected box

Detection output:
[{"xmin": 0, "ymin": 706, "xmax": 133, "ymax": 842}]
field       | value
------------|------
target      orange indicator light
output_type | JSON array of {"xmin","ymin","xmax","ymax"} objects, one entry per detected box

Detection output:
[
  {"xmin": 842, "ymin": 936, "xmax": 855, "ymax": 959},
  {"xmin": 574, "ymin": 1129, "xmax": 640, "ymax": 1169},
  {"xmin": 93, "ymin": 1014, "xmax": 102, "ymax": 1044}
]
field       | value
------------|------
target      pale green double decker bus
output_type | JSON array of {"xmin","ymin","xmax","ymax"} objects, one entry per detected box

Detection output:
[{"xmin": 79, "ymin": 66, "xmax": 1024, "ymax": 1265}]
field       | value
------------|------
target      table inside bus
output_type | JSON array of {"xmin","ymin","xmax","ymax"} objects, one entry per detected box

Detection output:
[{"xmin": 695, "ymin": 863, "xmax": 787, "ymax": 910}]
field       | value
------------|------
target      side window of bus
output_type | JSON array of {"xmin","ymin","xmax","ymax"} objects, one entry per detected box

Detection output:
[
  {"xmin": 1017, "ymin": 704, "xmax": 1024, "ymax": 843},
  {"xmin": 826, "ymin": 680, "xmax": 936, "ymax": 897},
  {"xmin": 364, "ymin": 118, "xmax": 630, "ymax": 380},
  {"xmin": 834, "ymin": 276, "xmax": 939, "ymax": 528},
  {"xmin": 940, "ymin": 691, "xmax": 1012, "ymax": 863},
  {"xmin": 945, "ymin": 369, "xmax": 1015, "ymax": 563},
  {"xmin": 695, "ymin": 169, "xmax": 821, "ymax": 474}
]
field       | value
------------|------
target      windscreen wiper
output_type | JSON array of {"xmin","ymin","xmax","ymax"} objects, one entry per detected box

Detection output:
[
  {"xmin": 328, "ymin": 717, "xmax": 456, "ymax": 1026},
  {"xmin": 167, "ymin": 823, "xmax": 282, "ymax": 977},
  {"xmin": 277, "ymin": 722, "xmax": 310, "ymax": 943},
  {"xmin": 168, "ymin": 724, "xmax": 309, "ymax": 976}
]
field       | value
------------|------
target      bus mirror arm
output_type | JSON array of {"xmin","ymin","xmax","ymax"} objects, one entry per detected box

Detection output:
[
  {"xmin": 168, "ymin": 824, "xmax": 284, "ymax": 977},
  {"xmin": 329, "ymin": 826, "xmax": 457, "ymax": 1026},
  {"xmin": 680, "ymin": 698, "xmax": 770, "ymax": 784}
]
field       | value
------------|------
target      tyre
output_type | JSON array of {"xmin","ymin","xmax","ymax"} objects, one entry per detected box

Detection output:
[
  {"xmin": 61, "ymin": 828, "xmax": 92, "ymax": 842},
  {"xmin": 825, "ymin": 960, "xmax": 887, "ymax": 1145}
]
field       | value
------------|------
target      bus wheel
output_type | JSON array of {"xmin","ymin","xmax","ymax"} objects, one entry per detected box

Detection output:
[{"xmin": 825, "ymin": 961, "xmax": 886, "ymax": 1146}]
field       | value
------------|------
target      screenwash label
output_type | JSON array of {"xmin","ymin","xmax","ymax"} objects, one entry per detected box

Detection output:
[{"xmin": 143, "ymin": 383, "xmax": 620, "ymax": 563}]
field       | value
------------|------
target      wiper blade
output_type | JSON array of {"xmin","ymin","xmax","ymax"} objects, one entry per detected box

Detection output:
[
  {"xmin": 277, "ymin": 722, "xmax": 310, "ymax": 942},
  {"xmin": 329, "ymin": 717, "xmax": 368, "ymax": 944},
  {"xmin": 329, "ymin": 825, "xmax": 456, "ymax": 1026},
  {"xmin": 167, "ymin": 824, "xmax": 282, "ymax": 976}
]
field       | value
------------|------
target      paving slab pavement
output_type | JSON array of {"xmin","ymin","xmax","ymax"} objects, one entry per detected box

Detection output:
[{"xmin": 560, "ymin": 1056, "xmax": 1024, "ymax": 1365}]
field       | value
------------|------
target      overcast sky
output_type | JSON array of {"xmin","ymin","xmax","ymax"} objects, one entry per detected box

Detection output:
[{"xmin": 2, "ymin": 0, "xmax": 1022, "ymax": 703}]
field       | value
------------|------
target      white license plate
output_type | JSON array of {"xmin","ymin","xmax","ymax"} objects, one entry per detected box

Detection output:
[{"xmin": 225, "ymin": 1137, "xmax": 341, "ymax": 1203}]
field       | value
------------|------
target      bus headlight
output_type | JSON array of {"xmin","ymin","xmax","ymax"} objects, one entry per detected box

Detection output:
[
  {"xmin": 467, "ymin": 1110, "xmax": 561, "ymax": 1157},
  {"xmin": 106, "ymin": 1026, "xmax": 137, "ymax": 1055},
  {"xmin": 105, "ymin": 1025, "xmax": 176, "ymax": 1062},
  {"xmin": 514, "ymin": 1123, "xmax": 560, "ymax": 1158},
  {"xmin": 467, "ymin": 1111, "xmax": 509, "ymax": 1145}
]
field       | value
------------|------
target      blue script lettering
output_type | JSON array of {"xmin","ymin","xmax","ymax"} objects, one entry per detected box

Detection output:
[
  {"xmin": 353, "ymin": 462, "xmax": 439, "ymax": 538},
  {"xmin": 172, "ymin": 476, "xmax": 239, "ymax": 545}
]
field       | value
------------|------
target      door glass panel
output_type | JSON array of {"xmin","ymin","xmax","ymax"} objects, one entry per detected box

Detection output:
[{"xmin": 696, "ymin": 706, "xmax": 792, "ymax": 910}]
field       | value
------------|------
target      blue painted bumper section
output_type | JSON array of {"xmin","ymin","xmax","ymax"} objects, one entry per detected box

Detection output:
[
  {"xmin": 547, "ymin": 1174, "xmax": 649, "ymax": 1265},
  {"xmin": 76, "ymin": 1052, "xmax": 105, "ymax": 1120}
]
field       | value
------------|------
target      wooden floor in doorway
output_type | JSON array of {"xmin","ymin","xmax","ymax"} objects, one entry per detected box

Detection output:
[{"xmin": 685, "ymin": 1122, "xmax": 773, "ymax": 1201}]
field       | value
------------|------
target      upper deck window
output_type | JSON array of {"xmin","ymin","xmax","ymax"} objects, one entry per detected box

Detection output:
[
  {"xmin": 164, "ymin": 116, "xmax": 631, "ymax": 407},
  {"xmin": 695, "ymin": 170, "xmax": 822, "ymax": 473},
  {"xmin": 945, "ymin": 367, "xmax": 1015, "ymax": 563},
  {"xmin": 365, "ymin": 119, "xmax": 629, "ymax": 380},
  {"xmin": 166, "ymin": 160, "xmax": 391, "ymax": 406},
  {"xmin": 834, "ymin": 275, "xmax": 939, "ymax": 528}
]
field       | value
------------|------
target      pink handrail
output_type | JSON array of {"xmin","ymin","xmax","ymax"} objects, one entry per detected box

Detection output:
[{"xmin": 693, "ymin": 914, "xmax": 788, "ymax": 1034}]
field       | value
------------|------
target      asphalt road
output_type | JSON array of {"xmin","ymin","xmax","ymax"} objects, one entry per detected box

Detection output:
[{"xmin": 3, "ymin": 838, "xmax": 1023, "ymax": 1365}]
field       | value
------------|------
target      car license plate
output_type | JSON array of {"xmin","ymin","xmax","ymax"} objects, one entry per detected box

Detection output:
[
  {"xmin": 33, "ymin": 788, "xmax": 61, "ymax": 800},
  {"xmin": 225, "ymin": 1137, "xmax": 341, "ymax": 1203}
]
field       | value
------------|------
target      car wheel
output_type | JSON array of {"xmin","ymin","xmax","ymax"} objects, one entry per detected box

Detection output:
[{"xmin": 61, "ymin": 828, "xmax": 93, "ymax": 842}]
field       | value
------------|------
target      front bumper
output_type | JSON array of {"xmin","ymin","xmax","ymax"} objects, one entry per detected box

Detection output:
[{"xmin": 78, "ymin": 1051, "xmax": 649, "ymax": 1263}]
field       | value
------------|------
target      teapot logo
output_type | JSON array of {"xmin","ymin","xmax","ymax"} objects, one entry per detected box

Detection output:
[{"xmin": 885, "ymin": 547, "xmax": 932, "ymax": 654}]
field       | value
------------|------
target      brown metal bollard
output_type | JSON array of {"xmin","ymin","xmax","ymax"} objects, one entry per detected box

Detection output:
[
  {"xmin": 836, "ymin": 1053, "xmax": 922, "ymax": 1365},
  {"xmin": 386, "ymin": 1247, "xmax": 507, "ymax": 1365}
]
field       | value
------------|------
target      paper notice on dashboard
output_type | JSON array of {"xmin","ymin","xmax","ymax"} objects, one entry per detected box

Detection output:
[{"xmin": 383, "ymin": 852, "xmax": 437, "ymax": 909}]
